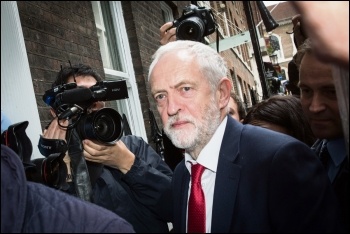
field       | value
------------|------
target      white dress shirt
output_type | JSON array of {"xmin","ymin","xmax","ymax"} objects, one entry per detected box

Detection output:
[{"xmin": 185, "ymin": 116, "xmax": 227, "ymax": 233}]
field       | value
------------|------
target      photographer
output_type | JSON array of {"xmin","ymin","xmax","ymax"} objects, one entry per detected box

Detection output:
[
  {"xmin": 40, "ymin": 64, "xmax": 172, "ymax": 233},
  {"xmin": 160, "ymin": 4, "xmax": 216, "ymax": 45}
]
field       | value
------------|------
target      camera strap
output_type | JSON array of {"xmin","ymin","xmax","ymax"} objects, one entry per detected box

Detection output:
[
  {"xmin": 38, "ymin": 135, "xmax": 68, "ymax": 157},
  {"xmin": 67, "ymin": 128, "xmax": 92, "ymax": 202}
]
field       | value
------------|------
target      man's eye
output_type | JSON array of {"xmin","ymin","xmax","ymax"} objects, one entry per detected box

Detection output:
[
  {"xmin": 300, "ymin": 88, "xmax": 311, "ymax": 94},
  {"xmin": 324, "ymin": 89, "xmax": 337, "ymax": 99},
  {"xmin": 183, "ymin": 87, "xmax": 191, "ymax": 92},
  {"xmin": 155, "ymin": 94, "xmax": 165, "ymax": 100}
]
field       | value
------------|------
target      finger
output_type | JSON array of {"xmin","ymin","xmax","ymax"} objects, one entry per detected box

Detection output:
[
  {"xmin": 169, "ymin": 33, "xmax": 176, "ymax": 42},
  {"xmin": 52, "ymin": 119, "xmax": 67, "ymax": 140},
  {"xmin": 83, "ymin": 140, "xmax": 103, "ymax": 156},
  {"xmin": 43, "ymin": 119, "xmax": 58, "ymax": 139},
  {"xmin": 160, "ymin": 21, "xmax": 174, "ymax": 34}
]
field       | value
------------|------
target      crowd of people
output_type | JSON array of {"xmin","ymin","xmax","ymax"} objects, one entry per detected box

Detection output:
[{"xmin": 2, "ymin": 1, "xmax": 348, "ymax": 233}]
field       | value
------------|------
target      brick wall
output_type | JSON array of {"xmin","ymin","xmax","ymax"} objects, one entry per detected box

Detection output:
[
  {"xmin": 16, "ymin": 0, "xmax": 259, "ymax": 142},
  {"xmin": 121, "ymin": 1, "xmax": 190, "ymax": 144},
  {"xmin": 17, "ymin": 1, "xmax": 103, "ymax": 131}
]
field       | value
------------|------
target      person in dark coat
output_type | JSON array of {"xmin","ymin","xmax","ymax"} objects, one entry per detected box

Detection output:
[
  {"xmin": 1, "ymin": 144, "xmax": 135, "ymax": 233},
  {"xmin": 299, "ymin": 38, "xmax": 349, "ymax": 232},
  {"xmin": 148, "ymin": 40, "xmax": 343, "ymax": 233},
  {"xmin": 39, "ymin": 64, "xmax": 173, "ymax": 233}
]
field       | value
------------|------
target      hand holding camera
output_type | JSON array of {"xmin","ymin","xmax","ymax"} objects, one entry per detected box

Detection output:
[
  {"xmin": 83, "ymin": 138, "xmax": 135, "ymax": 174},
  {"xmin": 160, "ymin": 22, "xmax": 176, "ymax": 45},
  {"xmin": 160, "ymin": 4, "xmax": 216, "ymax": 44}
]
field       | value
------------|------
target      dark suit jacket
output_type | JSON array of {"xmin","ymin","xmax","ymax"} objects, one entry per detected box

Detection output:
[
  {"xmin": 311, "ymin": 138, "xmax": 349, "ymax": 232},
  {"xmin": 172, "ymin": 116, "xmax": 343, "ymax": 233}
]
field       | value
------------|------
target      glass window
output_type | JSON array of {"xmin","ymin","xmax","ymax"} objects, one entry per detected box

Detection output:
[
  {"xmin": 91, "ymin": 1, "xmax": 147, "ymax": 140},
  {"xmin": 161, "ymin": 2, "xmax": 173, "ymax": 22}
]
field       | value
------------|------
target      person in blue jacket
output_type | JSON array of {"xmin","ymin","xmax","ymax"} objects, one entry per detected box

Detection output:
[{"xmin": 1, "ymin": 144, "xmax": 135, "ymax": 233}]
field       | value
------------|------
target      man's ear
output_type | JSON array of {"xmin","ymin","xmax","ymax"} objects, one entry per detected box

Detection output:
[{"xmin": 218, "ymin": 78, "xmax": 232, "ymax": 109}]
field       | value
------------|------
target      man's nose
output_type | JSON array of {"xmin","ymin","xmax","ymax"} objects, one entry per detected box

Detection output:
[
  {"xmin": 309, "ymin": 93, "xmax": 326, "ymax": 113},
  {"xmin": 167, "ymin": 95, "xmax": 181, "ymax": 116}
]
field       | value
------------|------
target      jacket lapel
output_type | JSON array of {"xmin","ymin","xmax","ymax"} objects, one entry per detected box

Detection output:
[{"xmin": 211, "ymin": 116, "xmax": 242, "ymax": 232}]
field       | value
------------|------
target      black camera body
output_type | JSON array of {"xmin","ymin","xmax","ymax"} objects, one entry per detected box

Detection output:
[
  {"xmin": 173, "ymin": 4, "xmax": 216, "ymax": 42},
  {"xmin": 43, "ymin": 80, "xmax": 128, "ymax": 144}
]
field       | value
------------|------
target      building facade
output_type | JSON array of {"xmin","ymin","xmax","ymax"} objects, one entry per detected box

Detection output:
[
  {"xmin": 263, "ymin": 2, "xmax": 300, "ymax": 81},
  {"xmin": 2, "ymin": 1, "xmax": 271, "ymax": 156}
]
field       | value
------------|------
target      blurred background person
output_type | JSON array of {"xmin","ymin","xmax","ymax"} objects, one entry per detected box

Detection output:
[
  {"xmin": 228, "ymin": 91, "xmax": 246, "ymax": 122},
  {"xmin": 243, "ymin": 95, "xmax": 315, "ymax": 146},
  {"xmin": 298, "ymin": 38, "xmax": 348, "ymax": 232},
  {"xmin": 292, "ymin": 2, "xmax": 349, "ymax": 159}
]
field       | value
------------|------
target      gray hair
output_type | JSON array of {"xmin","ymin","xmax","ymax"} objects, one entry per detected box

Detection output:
[{"xmin": 148, "ymin": 40, "xmax": 228, "ymax": 91}]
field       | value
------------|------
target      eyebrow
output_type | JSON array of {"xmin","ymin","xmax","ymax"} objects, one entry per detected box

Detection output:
[{"xmin": 152, "ymin": 79, "xmax": 196, "ymax": 95}]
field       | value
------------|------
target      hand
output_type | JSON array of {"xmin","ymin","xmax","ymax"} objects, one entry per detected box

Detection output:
[
  {"xmin": 291, "ymin": 14, "xmax": 301, "ymax": 27},
  {"xmin": 83, "ymin": 139, "xmax": 135, "ymax": 174},
  {"xmin": 42, "ymin": 118, "xmax": 68, "ymax": 141},
  {"xmin": 292, "ymin": 2, "xmax": 349, "ymax": 68},
  {"xmin": 42, "ymin": 118, "xmax": 71, "ymax": 176},
  {"xmin": 160, "ymin": 21, "xmax": 176, "ymax": 45},
  {"xmin": 291, "ymin": 14, "xmax": 306, "ymax": 49}
]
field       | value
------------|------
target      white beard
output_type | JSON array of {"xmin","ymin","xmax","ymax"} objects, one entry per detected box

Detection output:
[{"xmin": 163, "ymin": 98, "xmax": 221, "ymax": 153}]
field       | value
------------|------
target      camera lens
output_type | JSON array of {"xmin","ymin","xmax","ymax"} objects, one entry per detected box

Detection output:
[
  {"xmin": 77, "ymin": 108, "xmax": 123, "ymax": 144},
  {"xmin": 176, "ymin": 16, "xmax": 205, "ymax": 41},
  {"xmin": 94, "ymin": 114, "xmax": 114, "ymax": 140}
]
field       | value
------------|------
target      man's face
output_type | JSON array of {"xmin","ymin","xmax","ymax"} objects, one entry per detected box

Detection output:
[
  {"xmin": 228, "ymin": 97, "xmax": 240, "ymax": 121},
  {"xmin": 299, "ymin": 52, "xmax": 342, "ymax": 139},
  {"xmin": 68, "ymin": 75, "xmax": 105, "ymax": 112},
  {"xmin": 150, "ymin": 51, "xmax": 222, "ymax": 153}
]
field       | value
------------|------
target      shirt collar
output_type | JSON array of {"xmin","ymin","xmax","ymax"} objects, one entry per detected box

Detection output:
[
  {"xmin": 185, "ymin": 116, "xmax": 228, "ymax": 173},
  {"xmin": 327, "ymin": 138, "xmax": 346, "ymax": 167}
]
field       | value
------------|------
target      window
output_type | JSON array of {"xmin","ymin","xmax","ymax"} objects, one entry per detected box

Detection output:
[
  {"xmin": 92, "ymin": 1, "xmax": 147, "ymax": 140},
  {"xmin": 161, "ymin": 2, "xmax": 173, "ymax": 22}
]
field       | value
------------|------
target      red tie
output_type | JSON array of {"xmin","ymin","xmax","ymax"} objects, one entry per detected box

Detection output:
[{"xmin": 188, "ymin": 163, "xmax": 206, "ymax": 233}]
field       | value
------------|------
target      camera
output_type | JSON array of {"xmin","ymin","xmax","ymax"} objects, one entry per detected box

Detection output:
[
  {"xmin": 173, "ymin": 4, "xmax": 216, "ymax": 42},
  {"xmin": 43, "ymin": 80, "xmax": 128, "ymax": 144}
]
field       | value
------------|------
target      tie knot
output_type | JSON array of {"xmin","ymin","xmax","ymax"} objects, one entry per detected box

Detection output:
[{"xmin": 191, "ymin": 164, "xmax": 205, "ymax": 183}]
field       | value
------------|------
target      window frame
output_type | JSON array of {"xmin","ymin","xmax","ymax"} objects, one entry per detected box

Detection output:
[{"xmin": 92, "ymin": 1, "xmax": 147, "ymax": 140}]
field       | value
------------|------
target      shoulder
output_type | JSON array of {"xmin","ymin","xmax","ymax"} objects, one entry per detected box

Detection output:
[
  {"xmin": 25, "ymin": 182, "xmax": 134, "ymax": 233},
  {"xmin": 120, "ymin": 135, "xmax": 146, "ymax": 147},
  {"xmin": 232, "ymin": 124, "xmax": 315, "ymax": 160},
  {"xmin": 1, "ymin": 145, "xmax": 27, "ymax": 233},
  {"xmin": 242, "ymin": 124, "xmax": 300, "ymax": 144}
]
